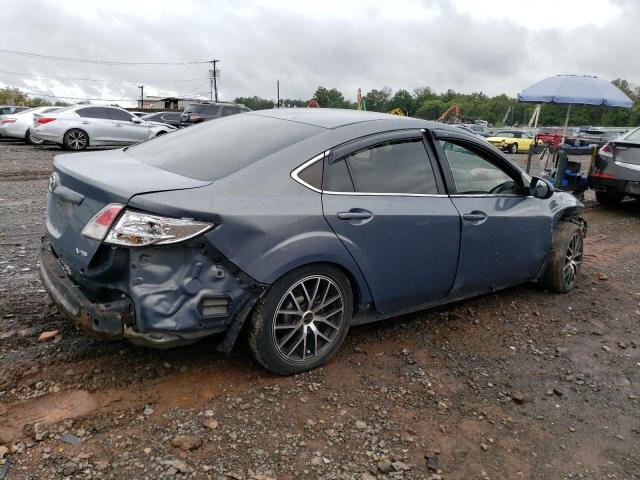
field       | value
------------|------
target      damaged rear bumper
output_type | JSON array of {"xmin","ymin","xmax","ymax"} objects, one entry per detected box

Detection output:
[
  {"xmin": 40, "ymin": 240, "xmax": 133, "ymax": 337},
  {"xmin": 39, "ymin": 238, "xmax": 266, "ymax": 349}
]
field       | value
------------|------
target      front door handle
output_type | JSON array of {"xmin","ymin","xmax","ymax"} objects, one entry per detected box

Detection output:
[
  {"xmin": 462, "ymin": 211, "xmax": 488, "ymax": 224},
  {"xmin": 337, "ymin": 209, "xmax": 373, "ymax": 221}
]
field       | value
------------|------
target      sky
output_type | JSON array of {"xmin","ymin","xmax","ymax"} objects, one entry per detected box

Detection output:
[{"xmin": 1, "ymin": 0, "xmax": 637, "ymax": 106}]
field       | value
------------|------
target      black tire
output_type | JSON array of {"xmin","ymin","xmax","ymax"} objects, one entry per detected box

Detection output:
[
  {"xmin": 248, "ymin": 264, "xmax": 353, "ymax": 375},
  {"xmin": 595, "ymin": 190, "xmax": 624, "ymax": 206},
  {"xmin": 63, "ymin": 129, "xmax": 89, "ymax": 151},
  {"xmin": 540, "ymin": 222, "xmax": 584, "ymax": 293},
  {"xmin": 508, "ymin": 142, "xmax": 518, "ymax": 154},
  {"xmin": 25, "ymin": 129, "xmax": 44, "ymax": 145}
]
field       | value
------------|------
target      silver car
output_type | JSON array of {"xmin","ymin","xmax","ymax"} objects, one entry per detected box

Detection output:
[
  {"xmin": 34, "ymin": 105, "xmax": 176, "ymax": 150},
  {"xmin": 0, "ymin": 106, "xmax": 63, "ymax": 144}
]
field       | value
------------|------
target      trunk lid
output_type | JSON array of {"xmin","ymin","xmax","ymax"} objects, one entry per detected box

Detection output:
[
  {"xmin": 46, "ymin": 148, "xmax": 210, "ymax": 272},
  {"xmin": 612, "ymin": 141, "xmax": 640, "ymax": 166}
]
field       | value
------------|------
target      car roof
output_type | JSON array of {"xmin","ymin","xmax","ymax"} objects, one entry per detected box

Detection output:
[{"xmin": 246, "ymin": 108, "xmax": 448, "ymax": 131}]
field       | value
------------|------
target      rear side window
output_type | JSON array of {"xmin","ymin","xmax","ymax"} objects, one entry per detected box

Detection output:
[
  {"xmin": 338, "ymin": 138, "xmax": 438, "ymax": 194},
  {"xmin": 222, "ymin": 107, "xmax": 240, "ymax": 117},
  {"xmin": 108, "ymin": 108, "xmax": 133, "ymax": 121},
  {"xmin": 127, "ymin": 114, "xmax": 322, "ymax": 181},
  {"xmin": 297, "ymin": 159, "xmax": 323, "ymax": 190},
  {"xmin": 77, "ymin": 107, "xmax": 109, "ymax": 119}
]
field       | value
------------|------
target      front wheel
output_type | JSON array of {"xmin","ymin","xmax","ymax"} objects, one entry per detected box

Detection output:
[
  {"xmin": 248, "ymin": 265, "xmax": 353, "ymax": 375},
  {"xmin": 540, "ymin": 222, "xmax": 584, "ymax": 293},
  {"xmin": 595, "ymin": 190, "xmax": 624, "ymax": 205},
  {"xmin": 63, "ymin": 129, "xmax": 88, "ymax": 151},
  {"xmin": 508, "ymin": 142, "xmax": 518, "ymax": 154}
]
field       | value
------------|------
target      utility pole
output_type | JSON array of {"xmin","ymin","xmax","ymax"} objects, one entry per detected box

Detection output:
[
  {"xmin": 138, "ymin": 85, "xmax": 144, "ymax": 111},
  {"xmin": 209, "ymin": 59, "xmax": 220, "ymax": 102},
  {"xmin": 277, "ymin": 80, "xmax": 280, "ymax": 108}
]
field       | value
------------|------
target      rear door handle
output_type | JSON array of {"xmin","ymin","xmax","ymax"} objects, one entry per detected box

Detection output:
[
  {"xmin": 337, "ymin": 209, "xmax": 373, "ymax": 220},
  {"xmin": 462, "ymin": 211, "xmax": 488, "ymax": 224}
]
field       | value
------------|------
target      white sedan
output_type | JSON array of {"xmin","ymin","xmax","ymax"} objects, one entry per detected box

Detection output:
[
  {"xmin": 34, "ymin": 105, "xmax": 176, "ymax": 150},
  {"xmin": 0, "ymin": 106, "xmax": 64, "ymax": 144}
]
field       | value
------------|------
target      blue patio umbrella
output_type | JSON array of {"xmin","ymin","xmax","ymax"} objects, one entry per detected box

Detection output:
[{"xmin": 517, "ymin": 74, "xmax": 633, "ymax": 141}]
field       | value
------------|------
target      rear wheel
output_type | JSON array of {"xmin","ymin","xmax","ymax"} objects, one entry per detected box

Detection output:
[
  {"xmin": 25, "ymin": 129, "xmax": 44, "ymax": 145},
  {"xmin": 540, "ymin": 222, "xmax": 584, "ymax": 293},
  {"xmin": 248, "ymin": 265, "xmax": 353, "ymax": 375},
  {"xmin": 595, "ymin": 190, "xmax": 624, "ymax": 205},
  {"xmin": 63, "ymin": 129, "xmax": 88, "ymax": 151},
  {"xmin": 508, "ymin": 142, "xmax": 518, "ymax": 154}
]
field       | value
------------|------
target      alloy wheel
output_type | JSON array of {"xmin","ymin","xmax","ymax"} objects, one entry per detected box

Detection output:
[
  {"xmin": 67, "ymin": 131, "xmax": 87, "ymax": 150},
  {"xmin": 562, "ymin": 232, "xmax": 582, "ymax": 288},
  {"xmin": 272, "ymin": 275, "xmax": 345, "ymax": 363},
  {"xmin": 28, "ymin": 130, "xmax": 43, "ymax": 145}
]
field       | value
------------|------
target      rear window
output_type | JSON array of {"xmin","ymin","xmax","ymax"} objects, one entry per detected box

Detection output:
[
  {"xmin": 127, "ymin": 114, "xmax": 322, "ymax": 180},
  {"xmin": 624, "ymin": 128, "xmax": 640, "ymax": 143}
]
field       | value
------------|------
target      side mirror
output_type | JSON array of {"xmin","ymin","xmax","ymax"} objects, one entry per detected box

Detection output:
[
  {"xmin": 131, "ymin": 117, "xmax": 143, "ymax": 124},
  {"xmin": 529, "ymin": 176, "xmax": 554, "ymax": 199}
]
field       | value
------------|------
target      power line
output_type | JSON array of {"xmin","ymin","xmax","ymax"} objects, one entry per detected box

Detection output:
[
  {"xmin": 0, "ymin": 48, "xmax": 210, "ymax": 66},
  {"xmin": 0, "ymin": 69, "xmax": 207, "ymax": 83}
]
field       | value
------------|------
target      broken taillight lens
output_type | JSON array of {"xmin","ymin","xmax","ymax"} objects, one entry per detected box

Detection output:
[
  {"xmin": 104, "ymin": 210, "xmax": 213, "ymax": 247},
  {"xmin": 81, "ymin": 204, "xmax": 125, "ymax": 241}
]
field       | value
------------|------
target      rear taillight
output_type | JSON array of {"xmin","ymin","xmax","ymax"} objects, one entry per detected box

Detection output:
[
  {"xmin": 38, "ymin": 117, "xmax": 57, "ymax": 125},
  {"xmin": 1, "ymin": 117, "xmax": 16, "ymax": 125},
  {"xmin": 81, "ymin": 204, "xmax": 125, "ymax": 241},
  {"xmin": 104, "ymin": 210, "xmax": 214, "ymax": 247},
  {"xmin": 598, "ymin": 143, "xmax": 613, "ymax": 158},
  {"xmin": 189, "ymin": 114, "xmax": 203, "ymax": 121}
]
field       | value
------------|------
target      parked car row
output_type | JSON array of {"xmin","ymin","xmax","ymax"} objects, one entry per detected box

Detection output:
[{"xmin": 0, "ymin": 101, "xmax": 250, "ymax": 150}]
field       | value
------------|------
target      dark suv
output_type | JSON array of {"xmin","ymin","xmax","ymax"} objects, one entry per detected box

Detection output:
[
  {"xmin": 180, "ymin": 102, "xmax": 250, "ymax": 126},
  {"xmin": 590, "ymin": 126, "xmax": 640, "ymax": 205}
]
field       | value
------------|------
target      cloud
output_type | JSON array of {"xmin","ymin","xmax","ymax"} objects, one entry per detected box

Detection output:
[{"xmin": 1, "ymin": 0, "xmax": 636, "ymax": 106}]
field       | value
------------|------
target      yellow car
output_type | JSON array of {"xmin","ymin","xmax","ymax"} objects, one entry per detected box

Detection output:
[{"xmin": 487, "ymin": 130, "xmax": 535, "ymax": 154}]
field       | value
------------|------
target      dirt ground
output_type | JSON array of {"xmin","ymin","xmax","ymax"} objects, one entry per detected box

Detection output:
[{"xmin": 0, "ymin": 139, "xmax": 639, "ymax": 480}]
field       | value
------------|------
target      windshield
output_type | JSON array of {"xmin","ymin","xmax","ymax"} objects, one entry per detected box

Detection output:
[{"xmin": 127, "ymin": 114, "xmax": 323, "ymax": 181}]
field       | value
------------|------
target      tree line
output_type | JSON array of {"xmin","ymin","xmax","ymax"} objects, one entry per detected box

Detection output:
[{"xmin": 236, "ymin": 79, "xmax": 640, "ymax": 127}]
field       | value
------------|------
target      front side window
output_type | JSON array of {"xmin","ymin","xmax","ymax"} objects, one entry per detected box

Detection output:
[
  {"xmin": 438, "ymin": 140, "xmax": 521, "ymax": 195},
  {"xmin": 497, "ymin": 132, "xmax": 514, "ymax": 138},
  {"xmin": 333, "ymin": 138, "xmax": 438, "ymax": 194}
]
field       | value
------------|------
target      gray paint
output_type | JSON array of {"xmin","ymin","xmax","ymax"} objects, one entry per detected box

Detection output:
[{"xmin": 42, "ymin": 109, "xmax": 583, "ymax": 348}]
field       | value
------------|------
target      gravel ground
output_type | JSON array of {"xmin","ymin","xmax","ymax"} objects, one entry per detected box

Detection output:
[{"xmin": 0, "ymin": 138, "xmax": 639, "ymax": 479}]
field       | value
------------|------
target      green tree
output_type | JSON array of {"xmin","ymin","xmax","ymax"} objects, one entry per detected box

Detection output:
[
  {"xmin": 363, "ymin": 87, "xmax": 391, "ymax": 112},
  {"xmin": 0, "ymin": 87, "xmax": 28, "ymax": 105},
  {"xmin": 233, "ymin": 96, "xmax": 274, "ymax": 110},
  {"xmin": 313, "ymin": 86, "xmax": 349, "ymax": 108},
  {"xmin": 388, "ymin": 89, "xmax": 414, "ymax": 116}
]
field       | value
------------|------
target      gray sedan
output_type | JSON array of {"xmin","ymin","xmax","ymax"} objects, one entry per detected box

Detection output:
[{"xmin": 40, "ymin": 109, "xmax": 585, "ymax": 374}]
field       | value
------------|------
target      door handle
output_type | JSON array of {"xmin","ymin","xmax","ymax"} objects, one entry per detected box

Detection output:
[
  {"xmin": 462, "ymin": 211, "xmax": 488, "ymax": 224},
  {"xmin": 80, "ymin": 121, "xmax": 90, "ymax": 125},
  {"xmin": 115, "ymin": 124, "xmax": 123, "ymax": 127},
  {"xmin": 337, "ymin": 209, "xmax": 373, "ymax": 220}
]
